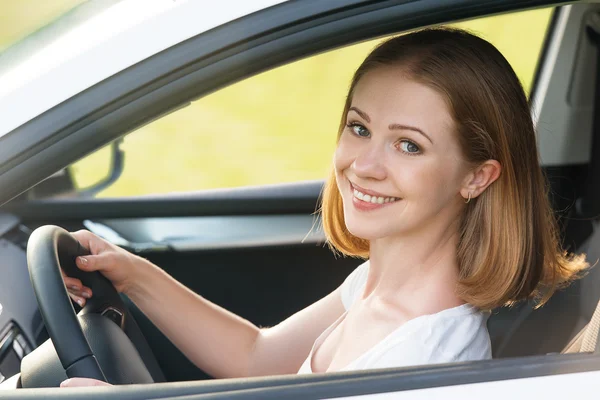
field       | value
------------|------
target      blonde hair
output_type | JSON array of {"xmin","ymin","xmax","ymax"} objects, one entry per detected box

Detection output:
[{"xmin": 321, "ymin": 28, "xmax": 588, "ymax": 310}]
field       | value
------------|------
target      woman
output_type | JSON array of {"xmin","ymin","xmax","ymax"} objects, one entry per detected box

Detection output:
[{"xmin": 61, "ymin": 27, "xmax": 587, "ymax": 387}]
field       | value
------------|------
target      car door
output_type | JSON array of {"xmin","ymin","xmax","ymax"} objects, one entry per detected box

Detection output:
[{"xmin": 3, "ymin": 0, "xmax": 600, "ymax": 398}]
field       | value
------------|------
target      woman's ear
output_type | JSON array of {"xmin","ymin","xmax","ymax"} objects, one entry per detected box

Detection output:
[{"xmin": 460, "ymin": 160, "xmax": 501, "ymax": 201}]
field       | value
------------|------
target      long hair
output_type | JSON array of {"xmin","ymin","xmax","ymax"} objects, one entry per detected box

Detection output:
[{"xmin": 321, "ymin": 28, "xmax": 587, "ymax": 310}]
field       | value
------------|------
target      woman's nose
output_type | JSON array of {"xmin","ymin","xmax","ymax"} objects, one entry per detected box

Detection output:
[{"xmin": 351, "ymin": 142, "xmax": 387, "ymax": 180}]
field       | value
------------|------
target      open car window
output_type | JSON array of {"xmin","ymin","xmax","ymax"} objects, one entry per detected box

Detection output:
[{"xmin": 61, "ymin": 7, "xmax": 554, "ymax": 199}]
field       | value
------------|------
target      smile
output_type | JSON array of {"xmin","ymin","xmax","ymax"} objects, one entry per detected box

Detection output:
[
  {"xmin": 353, "ymin": 189, "xmax": 399, "ymax": 204},
  {"xmin": 350, "ymin": 184, "xmax": 400, "ymax": 212}
]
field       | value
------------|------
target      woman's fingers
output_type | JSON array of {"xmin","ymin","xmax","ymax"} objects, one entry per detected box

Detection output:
[
  {"xmin": 63, "ymin": 276, "xmax": 92, "ymax": 297},
  {"xmin": 62, "ymin": 274, "xmax": 92, "ymax": 307},
  {"xmin": 68, "ymin": 287, "xmax": 92, "ymax": 299},
  {"xmin": 70, "ymin": 295, "xmax": 85, "ymax": 307},
  {"xmin": 71, "ymin": 230, "xmax": 109, "ymax": 256},
  {"xmin": 63, "ymin": 276, "xmax": 82, "ymax": 290},
  {"xmin": 68, "ymin": 292, "xmax": 86, "ymax": 307},
  {"xmin": 59, "ymin": 230, "xmax": 109, "ymax": 310},
  {"xmin": 75, "ymin": 255, "xmax": 106, "ymax": 272},
  {"xmin": 60, "ymin": 378, "xmax": 112, "ymax": 387},
  {"xmin": 67, "ymin": 285, "xmax": 92, "ymax": 307}
]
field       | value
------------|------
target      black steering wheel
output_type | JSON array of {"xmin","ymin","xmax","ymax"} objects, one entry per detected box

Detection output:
[{"xmin": 25, "ymin": 225, "xmax": 163, "ymax": 385}]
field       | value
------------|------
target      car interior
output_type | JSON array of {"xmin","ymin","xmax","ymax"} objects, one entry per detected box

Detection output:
[{"xmin": 2, "ymin": 0, "xmax": 600, "ymax": 397}]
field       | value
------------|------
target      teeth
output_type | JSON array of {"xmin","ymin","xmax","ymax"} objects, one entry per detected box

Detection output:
[{"xmin": 352, "ymin": 188, "xmax": 397, "ymax": 204}]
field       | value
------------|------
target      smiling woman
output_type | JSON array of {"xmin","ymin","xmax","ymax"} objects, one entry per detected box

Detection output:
[
  {"xmin": 307, "ymin": 26, "xmax": 588, "ymax": 373},
  {"xmin": 323, "ymin": 27, "xmax": 586, "ymax": 315}
]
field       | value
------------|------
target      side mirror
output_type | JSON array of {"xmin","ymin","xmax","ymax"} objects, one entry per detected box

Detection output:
[
  {"xmin": 75, "ymin": 139, "xmax": 124, "ymax": 198},
  {"xmin": 25, "ymin": 140, "xmax": 124, "ymax": 199}
]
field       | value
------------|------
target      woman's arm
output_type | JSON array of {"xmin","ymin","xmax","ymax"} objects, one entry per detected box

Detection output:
[
  {"xmin": 128, "ymin": 259, "xmax": 345, "ymax": 378},
  {"xmin": 250, "ymin": 286, "xmax": 344, "ymax": 375},
  {"xmin": 64, "ymin": 230, "xmax": 346, "ymax": 380}
]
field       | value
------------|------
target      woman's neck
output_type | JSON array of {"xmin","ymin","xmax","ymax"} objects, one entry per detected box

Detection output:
[{"xmin": 363, "ymin": 220, "xmax": 465, "ymax": 314}]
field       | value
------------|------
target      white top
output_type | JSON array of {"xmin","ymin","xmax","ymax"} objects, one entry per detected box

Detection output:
[{"xmin": 297, "ymin": 261, "xmax": 492, "ymax": 374}]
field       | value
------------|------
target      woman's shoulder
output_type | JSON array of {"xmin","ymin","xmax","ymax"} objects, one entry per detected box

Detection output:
[
  {"xmin": 420, "ymin": 304, "xmax": 490, "ymax": 352},
  {"xmin": 356, "ymin": 305, "xmax": 491, "ymax": 370}
]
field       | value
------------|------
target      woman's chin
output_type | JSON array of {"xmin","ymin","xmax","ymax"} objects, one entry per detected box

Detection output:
[{"xmin": 344, "ymin": 221, "xmax": 388, "ymax": 241}]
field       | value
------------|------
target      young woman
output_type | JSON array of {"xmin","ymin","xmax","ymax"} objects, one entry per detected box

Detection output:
[{"xmin": 60, "ymin": 27, "xmax": 587, "ymax": 387}]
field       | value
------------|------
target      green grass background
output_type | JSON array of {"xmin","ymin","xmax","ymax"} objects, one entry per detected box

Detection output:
[{"xmin": 1, "ymin": 3, "xmax": 553, "ymax": 197}]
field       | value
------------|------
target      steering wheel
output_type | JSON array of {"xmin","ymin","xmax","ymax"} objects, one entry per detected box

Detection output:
[{"xmin": 25, "ymin": 225, "xmax": 163, "ymax": 385}]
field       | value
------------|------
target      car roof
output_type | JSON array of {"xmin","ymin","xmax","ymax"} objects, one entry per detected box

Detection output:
[{"xmin": 0, "ymin": 0, "xmax": 287, "ymax": 138}]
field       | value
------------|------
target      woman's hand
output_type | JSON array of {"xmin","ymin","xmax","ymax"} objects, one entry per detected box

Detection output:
[
  {"xmin": 63, "ymin": 230, "xmax": 144, "ymax": 307},
  {"xmin": 60, "ymin": 378, "xmax": 112, "ymax": 387}
]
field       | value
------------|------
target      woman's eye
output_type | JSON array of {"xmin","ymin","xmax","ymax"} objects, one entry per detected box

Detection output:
[
  {"xmin": 348, "ymin": 123, "xmax": 370, "ymax": 137},
  {"xmin": 399, "ymin": 140, "xmax": 420, "ymax": 154}
]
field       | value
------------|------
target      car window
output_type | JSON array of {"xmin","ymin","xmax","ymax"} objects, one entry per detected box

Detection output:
[{"xmin": 66, "ymin": 7, "xmax": 554, "ymax": 198}]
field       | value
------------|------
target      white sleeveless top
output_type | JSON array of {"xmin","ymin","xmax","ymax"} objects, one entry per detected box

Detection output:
[{"xmin": 297, "ymin": 261, "xmax": 491, "ymax": 374}]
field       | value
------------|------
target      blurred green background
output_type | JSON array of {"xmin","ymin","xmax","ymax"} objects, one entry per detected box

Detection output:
[
  {"xmin": 1, "ymin": 1, "xmax": 553, "ymax": 198},
  {"xmin": 0, "ymin": 0, "xmax": 85, "ymax": 51}
]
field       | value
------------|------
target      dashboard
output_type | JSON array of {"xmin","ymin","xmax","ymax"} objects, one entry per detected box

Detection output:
[{"xmin": 0, "ymin": 213, "xmax": 44, "ymax": 383}]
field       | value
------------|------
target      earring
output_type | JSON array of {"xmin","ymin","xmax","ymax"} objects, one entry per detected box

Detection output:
[{"xmin": 465, "ymin": 192, "xmax": 472, "ymax": 204}]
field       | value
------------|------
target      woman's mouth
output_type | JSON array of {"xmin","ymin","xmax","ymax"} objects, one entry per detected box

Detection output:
[
  {"xmin": 350, "ymin": 183, "xmax": 400, "ymax": 211},
  {"xmin": 352, "ymin": 188, "xmax": 399, "ymax": 204}
]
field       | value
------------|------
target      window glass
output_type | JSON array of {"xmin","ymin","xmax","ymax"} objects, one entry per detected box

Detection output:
[{"xmin": 68, "ymin": 7, "xmax": 554, "ymax": 198}]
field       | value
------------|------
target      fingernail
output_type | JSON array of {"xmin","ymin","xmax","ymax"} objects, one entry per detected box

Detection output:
[
  {"xmin": 60, "ymin": 379, "xmax": 71, "ymax": 387},
  {"xmin": 79, "ymin": 257, "xmax": 88, "ymax": 265},
  {"xmin": 70, "ymin": 286, "xmax": 78, "ymax": 290},
  {"xmin": 77, "ymin": 299, "xmax": 84, "ymax": 306},
  {"xmin": 82, "ymin": 292, "xmax": 90, "ymax": 298}
]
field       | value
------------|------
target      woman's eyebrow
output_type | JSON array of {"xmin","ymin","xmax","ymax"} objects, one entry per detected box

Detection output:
[
  {"xmin": 348, "ymin": 106, "xmax": 370, "ymax": 123},
  {"xmin": 389, "ymin": 123, "xmax": 433, "ymax": 144}
]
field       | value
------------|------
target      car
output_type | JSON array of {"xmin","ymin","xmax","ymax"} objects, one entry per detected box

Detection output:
[{"xmin": 0, "ymin": 0, "xmax": 599, "ymax": 398}]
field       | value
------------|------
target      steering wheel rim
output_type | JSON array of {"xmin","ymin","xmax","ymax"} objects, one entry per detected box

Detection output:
[
  {"xmin": 26, "ymin": 225, "xmax": 158, "ymax": 383},
  {"xmin": 27, "ymin": 225, "xmax": 107, "ymax": 380}
]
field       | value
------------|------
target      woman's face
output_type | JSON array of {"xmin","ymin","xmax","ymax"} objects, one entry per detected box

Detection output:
[{"xmin": 335, "ymin": 67, "xmax": 471, "ymax": 241}]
